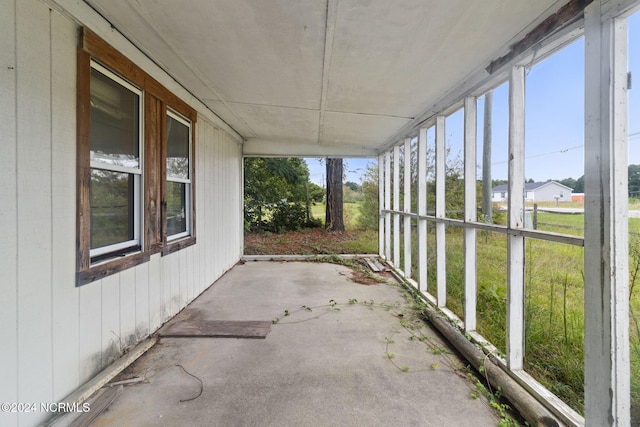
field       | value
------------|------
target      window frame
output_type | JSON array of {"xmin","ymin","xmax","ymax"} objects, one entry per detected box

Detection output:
[
  {"xmin": 77, "ymin": 28, "xmax": 197, "ymax": 286},
  {"xmin": 165, "ymin": 108, "xmax": 192, "ymax": 242},
  {"xmin": 88, "ymin": 60, "xmax": 144, "ymax": 260}
]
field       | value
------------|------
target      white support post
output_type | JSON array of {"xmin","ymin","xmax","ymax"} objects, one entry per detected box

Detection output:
[
  {"xmin": 378, "ymin": 154, "xmax": 384, "ymax": 258},
  {"xmin": 464, "ymin": 96, "xmax": 477, "ymax": 332},
  {"xmin": 507, "ymin": 65, "xmax": 525, "ymax": 371},
  {"xmin": 417, "ymin": 127, "xmax": 428, "ymax": 292},
  {"xmin": 584, "ymin": 3, "xmax": 630, "ymax": 425},
  {"xmin": 404, "ymin": 137, "xmax": 412, "ymax": 280},
  {"xmin": 385, "ymin": 151, "xmax": 392, "ymax": 261},
  {"xmin": 393, "ymin": 144, "xmax": 400, "ymax": 268},
  {"xmin": 435, "ymin": 115, "xmax": 446, "ymax": 307}
]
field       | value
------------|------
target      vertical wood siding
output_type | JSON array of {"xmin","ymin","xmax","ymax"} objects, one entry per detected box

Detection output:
[
  {"xmin": 0, "ymin": 1, "xmax": 19, "ymax": 426},
  {"xmin": 51, "ymin": 9, "xmax": 81, "ymax": 401},
  {"xmin": 16, "ymin": 3, "xmax": 53, "ymax": 426},
  {"xmin": 0, "ymin": 2, "xmax": 243, "ymax": 425}
]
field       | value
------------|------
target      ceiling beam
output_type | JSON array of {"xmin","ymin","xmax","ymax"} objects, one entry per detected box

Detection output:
[
  {"xmin": 317, "ymin": 0, "xmax": 339, "ymax": 145},
  {"xmin": 243, "ymin": 138, "xmax": 376, "ymax": 158},
  {"xmin": 486, "ymin": 0, "xmax": 593, "ymax": 74}
]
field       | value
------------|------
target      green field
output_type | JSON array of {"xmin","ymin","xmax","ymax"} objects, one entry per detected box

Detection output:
[
  {"xmin": 374, "ymin": 210, "xmax": 639, "ymax": 418},
  {"xmin": 310, "ymin": 201, "xmax": 362, "ymax": 230}
]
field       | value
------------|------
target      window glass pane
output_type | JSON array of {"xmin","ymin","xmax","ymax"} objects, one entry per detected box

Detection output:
[
  {"xmin": 524, "ymin": 239, "xmax": 584, "ymax": 413},
  {"xmin": 167, "ymin": 181, "xmax": 187, "ymax": 236},
  {"xmin": 477, "ymin": 82, "xmax": 509, "ymax": 225},
  {"xmin": 90, "ymin": 67, "xmax": 140, "ymax": 168},
  {"xmin": 476, "ymin": 231, "xmax": 507, "ymax": 355},
  {"xmin": 445, "ymin": 108, "xmax": 464, "ymax": 220},
  {"xmin": 525, "ymin": 38, "xmax": 584, "ymax": 210},
  {"xmin": 629, "ymin": 12, "xmax": 640, "ymax": 425},
  {"xmin": 445, "ymin": 225, "xmax": 464, "ymax": 319},
  {"xmin": 167, "ymin": 115, "xmax": 190, "ymax": 179},
  {"xmin": 90, "ymin": 169, "xmax": 135, "ymax": 249}
]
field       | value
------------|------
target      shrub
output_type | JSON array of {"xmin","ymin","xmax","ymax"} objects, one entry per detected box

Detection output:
[{"xmin": 268, "ymin": 202, "xmax": 321, "ymax": 233}]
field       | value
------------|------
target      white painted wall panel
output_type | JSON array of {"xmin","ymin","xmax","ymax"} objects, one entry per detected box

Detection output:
[
  {"xmin": 51, "ymin": 10, "xmax": 80, "ymax": 400},
  {"xmin": 161, "ymin": 256, "xmax": 172, "ymax": 322},
  {"xmin": 134, "ymin": 262, "xmax": 150, "ymax": 339},
  {"xmin": 179, "ymin": 249, "xmax": 188, "ymax": 308},
  {"xmin": 186, "ymin": 246, "xmax": 195, "ymax": 302},
  {"xmin": 78, "ymin": 282, "xmax": 102, "ymax": 384},
  {"xmin": 169, "ymin": 253, "xmax": 180, "ymax": 315},
  {"xmin": 101, "ymin": 275, "xmax": 121, "ymax": 367},
  {"xmin": 119, "ymin": 268, "xmax": 137, "ymax": 348},
  {"xmin": 196, "ymin": 122, "xmax": 207, "ymax": 293},
  {"xmin": 0, "ymin": 0, "xmax": 18, "ymax": 425},
  {"xmin": 148, "ymin": 254, "xmax": 163, "ymax": 332},
  {"xmin": 213, "ymin": 127, "xmax": 222, "ymax": 276},
  {"xmin": 1, "ymin": 2, "xmax": 243, "ymax": 426},
  {"xmin": 16, "ymin": 3, "xmax": 53, "ymax": 424}
]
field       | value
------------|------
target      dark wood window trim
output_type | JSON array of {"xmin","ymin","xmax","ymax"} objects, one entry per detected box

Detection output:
[
  {"xmin": 162, "ymin": 105, "xmax": 197, "ymax": 256},
  {"xmin": 76, "ymin": 28, "xmax": 197, "ymax": 286}
]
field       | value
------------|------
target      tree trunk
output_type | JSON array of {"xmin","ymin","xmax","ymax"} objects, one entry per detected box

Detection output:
[{"xmin": 325, "ymin": 158, "xmax": 345, "ymax": 231}]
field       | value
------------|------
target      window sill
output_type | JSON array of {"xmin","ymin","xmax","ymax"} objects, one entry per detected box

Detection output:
[
  {"xmin": 162, "ymin": 236, "xmax": 196, "ymax": 256},
  {"xmin": 76, "ymin": 252, "xmax": 150, "ymax": 287}
]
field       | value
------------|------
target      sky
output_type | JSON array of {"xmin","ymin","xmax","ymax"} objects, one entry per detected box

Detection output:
[
  {"xmin": 305, "ymin": 157, "xmax": 373, "ymax": 187},
  {"xmin": 303, "ymin": 11, "xmax": 640, "ymax": 187},
  {"xmin": 433, "ymin": 37, "xmax": 588, "ymax": 184}
]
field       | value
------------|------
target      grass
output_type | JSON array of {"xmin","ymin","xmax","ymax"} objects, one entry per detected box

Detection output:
[
  {"xmin": 629, "ymin": 235, "xmax": 640, "ymax": 424},
  {"xmin": 310, "ymin": 201, "xmax": 362, "ymax": 230},
  {"xmin": 392, "ymin": 211, "xmax": 639, "ymax": 417},
  {"xmin": 246, "ymin": 201, "xmax": 378, "ymax": 255},
  {"xmin": 536, "ymin": 211, "xmax": 640, "ymax": 236},
  {"xmin": 526, "ymin": 199, "xmax": 640, "ymax": 209},
  {"xmin": 432, "ymin": 213, "xmax": 639, "ymax": 418},
  {"xmin": 418, "ymin": 226, "xmax": 586, "ymax": 410}
]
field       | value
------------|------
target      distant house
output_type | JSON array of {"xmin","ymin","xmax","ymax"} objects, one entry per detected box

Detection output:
[{"xmin": 491, "ymin": 181, "xmax": 574, "ymax": 203}]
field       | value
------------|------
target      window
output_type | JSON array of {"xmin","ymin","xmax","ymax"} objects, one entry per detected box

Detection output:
[
  {"xmin": 77, "ymin": 28, "xmax": 196, "ymax": 285},
  {"xmin": 166, "ymin": 110, "xmax": 191, "ymax": 241},
  {"xmin": 89, "ymin": 62, "xmax": 143, "ymax": 261}
]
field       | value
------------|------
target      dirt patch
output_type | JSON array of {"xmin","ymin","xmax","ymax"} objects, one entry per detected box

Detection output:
[
  {"xmin": 244, "ymin": 228, "xmax": 372, "ymax": 255},
  {"xmin": 349, "ymin": 269, "xmax": 380, "ymax": 285}
]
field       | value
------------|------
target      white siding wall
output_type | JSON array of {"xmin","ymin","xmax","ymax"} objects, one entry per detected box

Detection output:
[
  {"xmin": 0, "ymin": 2, "xmax": 243, "ymax": 426},
  {"xmin": 532, "ymin": 183, "xmax": 571, "ymax": 202},
  {"xmin": 0, "ymin": 0, "xmax": 19, "ymax": 425}
]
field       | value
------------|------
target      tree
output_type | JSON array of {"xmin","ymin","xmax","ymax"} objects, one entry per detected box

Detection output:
[
  {"xmin": 307, "ymin": 182, "xmax": 325, "ymax": 203},
  {"xmin": 244, "ymin": 158, "xmax": 320, "ymax": 232},
  {"xmin": 630, "ymin": 164, "xmax": 640, "ymax": 196},
  {"xmin": 357, "ymin": 144, "xmax": 466, "ymax": 229},
  {"xmin": 482, "ymin": 90, "xmax": 493, "ymax": 221},
  {"xmin": 358, "ymin": 162, "xmax": 379, "ymax": 230},
  {"xmin": 559, "ymin": 177, "xmax": 577, "ymax": 190},
  {"xmin": 325, "ymin": 158, "xmax": 345, "ymax": 231},
  {"xmin": 573, "ymin": 175, "xmax": 584, "ymax": 193},
  {"xmin": 345, "ymin": 181, "xmax": 360, "ymax": 191}
]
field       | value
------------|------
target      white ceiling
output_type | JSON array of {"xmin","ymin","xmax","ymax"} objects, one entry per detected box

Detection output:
[{"xmin": 85, "ymin": 0, "xmax": 569, "ymax": 157}]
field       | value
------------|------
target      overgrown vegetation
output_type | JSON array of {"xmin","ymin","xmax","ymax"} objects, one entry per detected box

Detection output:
[
  {"xmin": 244, "ymin": 158, "xmax": 322, "ymax": 233},
  {"xmin": 630, "ymin": 235, "xmax": 640, "ymax": 424}
]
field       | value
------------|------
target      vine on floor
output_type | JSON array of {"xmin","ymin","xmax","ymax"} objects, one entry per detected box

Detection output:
[{"xmin": 271, "ymin": 254, "xmax": 522, "ymax": 425}]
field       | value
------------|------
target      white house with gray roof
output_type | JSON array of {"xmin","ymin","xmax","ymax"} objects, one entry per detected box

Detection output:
[{"xmin": 492, "ymin": 181, "xmax": 573, "ymax": 203}]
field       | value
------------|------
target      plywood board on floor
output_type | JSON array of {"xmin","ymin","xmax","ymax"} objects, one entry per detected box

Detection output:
[{"xmin": 158, "ymin": 320, "xmax": 271, "ymax": 339}]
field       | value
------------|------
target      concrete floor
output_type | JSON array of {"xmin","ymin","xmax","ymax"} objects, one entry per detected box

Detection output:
[{"xmin": 90, "ymin": 261, "xmax": 500, "ymax": 427}]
